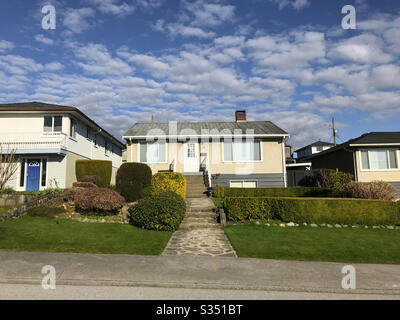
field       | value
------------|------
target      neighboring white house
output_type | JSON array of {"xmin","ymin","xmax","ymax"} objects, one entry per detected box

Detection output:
[
  {"xmin": 0, "ymin": 102, "xmax": 124, "ymax": 191},
  {"xmin": 295, "ymin": 141, "xmax": 334, "ymax": 159}
]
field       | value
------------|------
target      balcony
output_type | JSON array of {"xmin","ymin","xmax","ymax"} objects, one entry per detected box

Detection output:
[{"xmin": 0, "ymin": 132, "xmax": 67, "ymax": 155}]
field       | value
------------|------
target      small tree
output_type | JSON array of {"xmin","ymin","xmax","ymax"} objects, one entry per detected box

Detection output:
[{"xmin": 0, "ymin": 145, "xmax": 19, "ymax": 190}]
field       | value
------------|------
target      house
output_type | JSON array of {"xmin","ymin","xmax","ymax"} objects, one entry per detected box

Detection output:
[
  {"xmin": 295, "ymin": 141, "xmax": 334, "ymax": 159},
  {"xmin": 0, "ymin": 102, "xmax": 124, "ymax": 191},
  {"xmin": 299, "ymin": 132, "xmax": 400, "ymax": 196},
  {"xmin": 123, "ymin": 110, "xmax": 289, "ymax": 189}
]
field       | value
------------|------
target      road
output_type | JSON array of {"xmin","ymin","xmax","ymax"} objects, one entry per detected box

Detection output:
[{"xmin": 0, "ymin": 283, "xmax": 398, "ymax": 300}]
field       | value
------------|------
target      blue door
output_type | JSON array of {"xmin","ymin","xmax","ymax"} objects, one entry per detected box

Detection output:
[{"xmin": 26, "ymin": 159, "xmax": 41, "ymax": 191}]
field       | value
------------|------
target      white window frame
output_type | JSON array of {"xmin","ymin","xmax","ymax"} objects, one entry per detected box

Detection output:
[
  {"xmin": 69, "ymin": 117, "xmax": 77, "ymax": 139},
  {"xmin": 138, "ymin": 141, "xmax": 168, "ymax": 164},
  {"xmin": 359, "ymin": 149, "xmax": 400, "ymax": 171},
  {"xmin": 222, "ymin": 139, "xmax": 263, "ymax": 163},
  {"xmin": 43, "ymin": 115, "xmax": 63, "ymax": 134},
  {"xmin": 229, "ymin": 180, "xmax": 258, "ymax": 188}
]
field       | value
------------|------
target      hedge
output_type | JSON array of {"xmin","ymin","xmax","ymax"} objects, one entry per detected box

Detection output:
[
  {"xmin": 116, "ymin": 163, "xmax": 152, "ymax": 202},
  {"xmin": 129, "ymin": 192, "xmax": 186, "ymax": 231},
  {"xmin": 76, "ymin": 160, "xmax": 112, "ymax": 188},
  {"xmin": 224, "ymin": 197, "xmax": 400, "ymax": 226},
  {"xmin": 149, "ymin": 172, "xmax": 186, "ymax": 199},
  {"xmin": 214, "ymin": 185, "xmax": 334, "ymax": 198}
]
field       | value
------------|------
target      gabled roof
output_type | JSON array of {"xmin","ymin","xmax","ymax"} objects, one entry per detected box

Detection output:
[
  {"xmin": 0, "ymin": 102, "xmax": 125, "ymax": 148},
  {"xmin": 295, "ymin": 140, "xmax": 334, "ymax": 153},
  {"xmin": 300, "ymin": 132, "xmax": 400, "ymax": 161},
  {"xmin": 123, "ymin": 121, "xmax": 288, "ymax": 139}
]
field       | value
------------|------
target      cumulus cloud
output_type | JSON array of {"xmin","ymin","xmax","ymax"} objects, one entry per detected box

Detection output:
[
  {"xmin": 86, "ymin": 0, "xmax": 135, "ymax": 17},
  {"xmin": 0, "ymin": 40, "xmax": 14, "ymax": 53},
  {"xmin": 269, "ymin": 0, "xmax": 310, "ymax": 10},
  {"xmin": 63, "ymin": 7, "xmax": 96, "ymax": 34},
  {"xmin": 34, "ymin": 34, "xmax": 54, "ymax": 45}
]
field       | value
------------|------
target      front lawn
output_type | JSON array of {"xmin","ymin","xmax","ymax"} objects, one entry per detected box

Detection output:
[
  {"xmin": 224, "ymin": 223, "xmax": 400, "ymax": 264},
  {"xmin": 0, "ymin": 216, "xmax": 172, "ymax": 255}
]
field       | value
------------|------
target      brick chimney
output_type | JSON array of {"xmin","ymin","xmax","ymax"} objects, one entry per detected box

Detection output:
[{"xmin": 235, "ymin": 110, "xmax": 246, "ymax": 122}]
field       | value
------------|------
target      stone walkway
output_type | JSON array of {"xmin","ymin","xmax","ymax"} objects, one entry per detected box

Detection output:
[{"xmin": 162, "ymin": 198, "xmax": 237, "ymax": 257}]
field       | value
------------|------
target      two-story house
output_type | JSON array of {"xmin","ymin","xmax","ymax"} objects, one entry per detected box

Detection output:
[
  {"xmin": 0, "ymin": 102, "xmax": 124, "ymax": 191},
  {"xmin": 123, "ymin": 110, "xmax": 289, "ymax": 189},
  {"xmin": 295, "ymin": 141, "xmax": 334, "ymax": 160}
]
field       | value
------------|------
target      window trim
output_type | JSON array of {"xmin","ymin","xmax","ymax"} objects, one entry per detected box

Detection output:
[
  {"xmin": 229, "ymin": 180, "xmax": 258, "ymax": 188},
  {"xmin": 359, "ymin": 149, "xmax": 400, "ymax": 171},
  {"xmin": 69, "ymin": 117, "xmax": 77, "ymax": 139},
  {"xmin": 138, "ymin": 141, "xmax": 168, "ymax": 164},
  {"xmin": 222, "ymin": 139, "xmax": 263, "ymax": 163}
]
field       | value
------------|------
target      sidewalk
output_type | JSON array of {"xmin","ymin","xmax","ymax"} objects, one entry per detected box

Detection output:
[{"xmin": 0, "ymin": 252, "xmax": 399, "ymax": 295}]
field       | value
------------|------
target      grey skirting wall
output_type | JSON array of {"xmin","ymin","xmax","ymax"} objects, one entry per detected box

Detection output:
[
  {"xmin": 212, "ymin": 173, "xmax": 285, "ymax": 188},
  {"xmin": 390, "ymin": 182, "xmax": 400, "ymax": 198}
]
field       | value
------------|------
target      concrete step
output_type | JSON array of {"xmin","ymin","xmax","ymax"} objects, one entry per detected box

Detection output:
[
  {"xmin": 179, "ymin": 222, "xmax": 221, "ymax": 230},
  {"xmin": 186, "ymin": 211, "xmax": 215, "ymax": 218},
  {"xmin": 186, "ymin": 188, "xmax": 207, "ymax": 193},
  {"xmin": 183, "ymin": 216, "xmax": 216, "ymax": 224}
]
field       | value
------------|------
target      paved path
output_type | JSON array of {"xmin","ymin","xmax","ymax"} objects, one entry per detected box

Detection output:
[
  {"xmin": 162, "ymin": 198, "xmax": 236, "ymax": 257},
  {"xmin": 0, "ymin": 252, "xmax": 399, "ymax": 296}
]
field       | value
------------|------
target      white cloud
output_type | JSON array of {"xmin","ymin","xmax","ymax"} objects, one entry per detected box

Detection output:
[
  {"xmin": 269, "ymin": 0, "xmax": 310, "ymax": 10},
  {"xmin": 329, "ymin": 34, "xmax": 393, "ymax": 64},
  {"xmin": 86, "ymin": 0, "xmax": 135, "ymax": 17},
  {"xmin": 0, "ymin": 40, "xmax": 14, "ymax": 53},
  {"xmin": 166, "ymin": 23, "xmax": 216, "ymax": 38},
  {"xmin": 44, "ymin": 62, "xmax": 64, "ymax": 71},
  {"xmin": 63, "ymin": 8, "xmax": 96, "ymax": 34},
  {"xmin": 34, "ymin": 34, "xmax": 54, "ymax": 45},
  {"xmin": 183, "ymin": 0, "xmax": 235, "ymax": 27}
]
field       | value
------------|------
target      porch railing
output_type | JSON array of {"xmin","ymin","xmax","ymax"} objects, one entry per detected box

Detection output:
[{"xmin": 0, "ymin": 132, "xmax": 67, "ymax": 152}]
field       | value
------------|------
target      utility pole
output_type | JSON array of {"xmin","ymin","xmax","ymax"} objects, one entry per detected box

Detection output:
[{"xmin": 332, "ymin": 117, "xmax": 337, "ymax": 146}]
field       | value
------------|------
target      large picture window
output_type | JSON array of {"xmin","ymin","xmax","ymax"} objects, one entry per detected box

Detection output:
[
  {"xmin": 140, "ymin": 141, "xmax": 166, "ymax": 163},
  {"xmin": 360, "ymin": 149, "xmax": 398, "ymax": 170},
  {"xmin": 224, "ymin": 139, "xmax": 261, "ymax": 162},
  {"xmin": 44, "ymin": 116, "xmax": 62, "ymax": 133}
]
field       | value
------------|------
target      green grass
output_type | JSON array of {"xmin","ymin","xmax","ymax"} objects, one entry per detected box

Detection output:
[
  {"xmin": 0, "ymin": 216, "xmax": 172, "ymax": 255},
  {"xmin": 0, "ymin": 206, "xmax": 12, "ymax": 215},
  {"xmin": 224, "ymin": 223, "xmax": 400, "ymax": 264}
]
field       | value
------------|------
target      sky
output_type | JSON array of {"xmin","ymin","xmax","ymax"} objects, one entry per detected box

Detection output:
[{"xmin": 0, "ymin": 0, "xmax": 399, "ymax": 149}]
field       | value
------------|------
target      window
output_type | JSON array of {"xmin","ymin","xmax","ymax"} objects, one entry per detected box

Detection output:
[
  {"xmin": 44, "ymin": 116, "xmax": 62, "ymax": 133},
  {"xmin": 86, "ymin": 127, "xmax": 90, "ymax": 139},
  {"xmin": 140, "ymin": 141, "xmax": 166, "ymax": 163},
  {"xmin": 224, "ymin": 139, "xmax": 261, "ymax": 162},
  {"xmin": 230, "ymin": 180, "xmax": 257, "ymax": 188},
  {"xmin": 360, "ymin": 149, "xmax": 398, "ymax": 170},
  {"xmin": 105, "ymin": 141, "xmax": 110, "ymax": 155},
  {"xmin": 316, "ymin": 146, "xmax": 323, "ymax": 152},
  {"xmin": 70, "ymin": 118, "xmax": 77, "ymax": 138},
  {"xmin": 41, "ymin": 159, "xmax": 47, "ymax": 187}
]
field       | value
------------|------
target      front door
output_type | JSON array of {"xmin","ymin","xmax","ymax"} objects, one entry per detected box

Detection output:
[
  {"xmin": 183, "ymin": 142, "xmax": 199, "ymax": 172},
  {"xmin": 26, "ymin": 159, "xmax": 41, "ymax": 191}
]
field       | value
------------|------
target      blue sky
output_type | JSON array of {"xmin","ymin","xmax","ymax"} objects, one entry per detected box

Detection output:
[{"xmin": 0, "ymin": 0, "xmax": 399, "ymax": 148}]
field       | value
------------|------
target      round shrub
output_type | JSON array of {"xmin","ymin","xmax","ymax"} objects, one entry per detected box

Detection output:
[
  {"xmin": 116, "ymin": 162, "xmax": 152, "ymax": 202},
  {"xmin": 150, "ymin": 172, "xmax": 186, "ymax": 198},
  {"xmin": 129, "ymin": 192, "xmax": 186, "ymax": 231},
  {"xmin": 72, "ymin": 181, "xmax": 98, "ymax": 188},
  {"xmin": 345, "ymin": 180, "xmax": 397, "ymax": 201},
  {"xmin": 76, "ymin": 160, "xmax": 112, "ymax": 187},
  {"xmin": 74, "ymin": 187, "xmax": 125, "ymax": 214}
]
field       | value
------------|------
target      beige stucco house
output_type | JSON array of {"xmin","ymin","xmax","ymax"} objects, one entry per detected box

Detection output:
[
  {"xmin": 0, "ymin": 102, "xmax": 124, "ymax": 191},
  {"xmin": 300, "ymin": 132, "xmax": 400, "ymax": 196},
  {"xmin": 123, "ymin": 111, "xmax": 289, "ymax": 188}
]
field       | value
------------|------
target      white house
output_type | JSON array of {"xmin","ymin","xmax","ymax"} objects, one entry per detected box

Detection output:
[{"xmin": 0, "ymin": 102, "xmax": 124, "ymax": 191}]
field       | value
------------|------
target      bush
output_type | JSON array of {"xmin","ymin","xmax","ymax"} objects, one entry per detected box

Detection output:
[
  {"xmin": 74, "ymin": 187, "xmax": 125, "ymax": 214},
  {"xmin": 345, "ymin": 181, "xmax": 397, "ymax": 201},
  {"xmin": 27, "ymin": 205, "xmax": 65, "ymax": 218},
  {"xmin": 72, "ymin": 182, "xmax": 98, "ymax": 188},
  {"xmin": 0, "ymin": 187, "xmax": 16, "ymax": 194},
  {"xmin": 116, "ymin": 163, "xmax": 152, "ymax": 202},
  {"xmin": 76, "ymin": 160, "xmax": 112, "ymax": 187},
  {"xmin": 325, "ymin": 171, "xmax": 354, "ymax": 193},
  {"xmin": 224, "ymin": 196, "xmax": 400, "ymax": 226},
  {"xmin": 213, "ymin": 185, "xmax": 334, "ymax": 198},
  {"xmin": 149, "ymin": 172, "xmax": 186, "ymax": 199},
  {"xmin": 312, "ymin": 169, "xmax": 336, "ymax": 187},
  {"xmin": 78, "ymin": 175, "xmax": 102, "ymax": 187},
  {"xmin": 129, "ymin": 192, "xmax": 186, "ymax": 231}
]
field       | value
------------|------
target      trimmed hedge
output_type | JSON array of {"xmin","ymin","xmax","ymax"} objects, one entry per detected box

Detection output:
[
  {"xmin": 129, "ymin": 192, "xmax": 186, "ymax": 231},
  {"xmin": 214, "ymin": 185, "xmax": 334, "ymax": 198},
  {"xmin": 78, "ymin": 175, "xmax": 102, "ymax": 187},
  {"xmin": 76, "ymin": 160, "xmax": 112, "ymax": 188},
  {"xmin": 74, "ymin": 187, "xmax": 125, "ymax": 214},
  {"xmin": 116, "ymin": 163, "xmax": 152, "ymax": 202},
  {"xmin": 224, "ymin": 197, "xmax": 400, "ymax": 226},
  {"xmin": 150, "ymin": 172, "xmax": 186, "ymax": 199}
]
